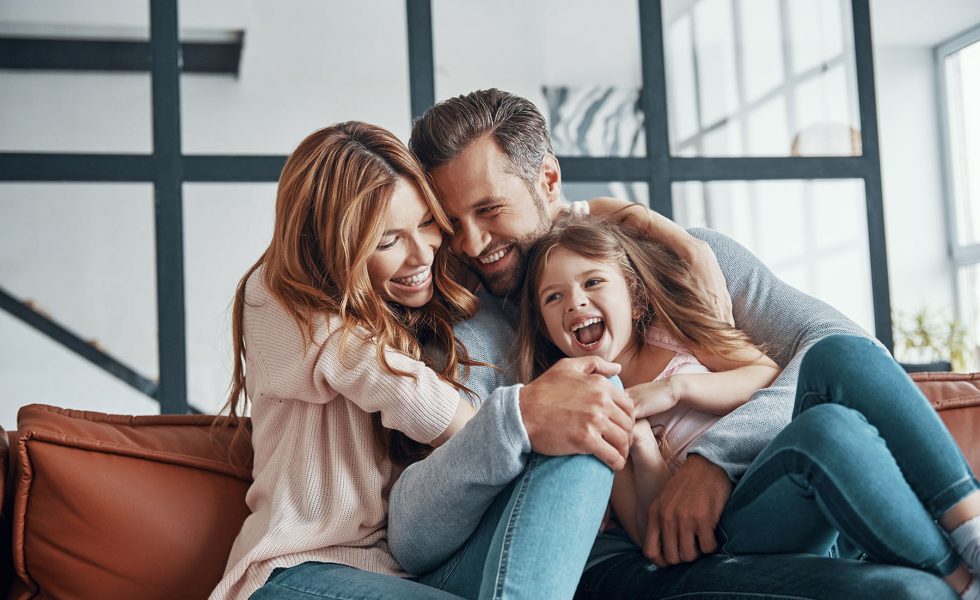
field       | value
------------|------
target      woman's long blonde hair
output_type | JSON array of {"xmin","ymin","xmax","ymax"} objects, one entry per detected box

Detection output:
[
  {"xmin": 515, "ymin": 215, "xmax": 765, "ymax": 382},
  {"xmin": 218, "ymin": 122, "xmax": 479, "ymax": 467}
]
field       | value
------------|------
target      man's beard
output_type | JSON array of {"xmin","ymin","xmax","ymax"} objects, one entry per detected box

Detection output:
[
  {"xmin": 471, "ymin": 187, "xmax": 552, "ymax": 298},
  {"xmin": 474, "ymin": 221, "xmax": 549, "ymax": 299}
]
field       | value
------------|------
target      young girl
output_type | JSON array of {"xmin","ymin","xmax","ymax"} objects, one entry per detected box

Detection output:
[
  {"xmin": 210, "ymin": 122, "xmax": 481, "ymax": 600},
  {"xmin": 517, "ymin": 216, "xmax": 980, "ymax": 599},
  {"xmin": 515, "ymin": 214, "xmax": 779, "ymax": 548}
]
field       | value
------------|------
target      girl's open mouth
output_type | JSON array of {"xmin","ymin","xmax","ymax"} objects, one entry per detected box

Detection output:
[{"xmin": 571, "ymin": 317, "xmax": 605, "ymax": 350}]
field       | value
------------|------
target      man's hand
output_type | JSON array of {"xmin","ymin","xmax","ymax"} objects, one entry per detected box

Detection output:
[
  {"xmin": 643, "ymin": 454, "xmax": 732, "ymax": 567},
  {"xmin": 519, "ymin": 356, "xmax": 634, "ymax": 470}
]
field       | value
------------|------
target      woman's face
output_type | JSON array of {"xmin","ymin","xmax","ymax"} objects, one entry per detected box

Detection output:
[
  {"xmin": 536, "ymin": 246, "xmax": 638, "ymax": 364},
  {"xmin": 366, "ymin": 178, "xmax": 442, "ymax": 308}
]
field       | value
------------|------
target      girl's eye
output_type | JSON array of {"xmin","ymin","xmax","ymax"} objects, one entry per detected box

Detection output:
[
  {"xmin": 543, "ymin": 292, "xmax": 561, "ymax": 304},
  {"xmin": 585, "ymin": 278, "xmax": 603, "ymax": 288},
  {"xmin": 377, "ymin": 237, "xmax": 398, "ymax": 251},
  {"xmin": 420, "ymin": 217, "xmax": 436, "ymax": 228}
]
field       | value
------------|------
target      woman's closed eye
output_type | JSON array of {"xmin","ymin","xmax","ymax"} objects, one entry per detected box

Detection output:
[
  {"xmin": 419, "ymin": 216, "xmax": 436, "ymax": 229},
  {"xmin": 377, "ymin": 237, "xmax": 398, "ymax": 251}
]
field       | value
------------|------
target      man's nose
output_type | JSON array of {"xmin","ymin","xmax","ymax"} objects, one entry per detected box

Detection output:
[{"xmin": 451, "ymin": 221, "xmax": 489, "ymax": 258}]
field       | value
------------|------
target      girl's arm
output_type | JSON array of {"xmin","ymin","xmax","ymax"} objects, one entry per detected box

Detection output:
[
  {"xmin": 631, "ymin": 349, "xmax": 780, "ymax": 418},
  {"xmin": 612, "ymin": 420, "xmax": 674, "ymax": 548},
  {"xmin": 588, "ymin": 196, "xmax": 734, "ymax": 326}
]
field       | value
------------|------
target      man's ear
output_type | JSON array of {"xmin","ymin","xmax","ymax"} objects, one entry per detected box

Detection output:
[{"xmin": 540, "ymin": 154, "xmax": 562, "ymax": 206}]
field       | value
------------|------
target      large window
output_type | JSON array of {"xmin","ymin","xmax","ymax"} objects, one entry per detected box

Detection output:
[
  {"xmin": 939, "ymin": 25, "xmax": 980, "ymax": 369},
  {"xmin": 0, "ymin": 0, "xmax": 891, "ymax": 416}
]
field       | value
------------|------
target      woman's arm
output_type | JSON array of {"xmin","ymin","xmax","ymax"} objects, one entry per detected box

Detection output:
[
  {"xmin": 431, "ymin": 399, "xmax": 476, "ymax": 446},
  {"xmin": 588, "ymin": 197, "xmax": 733, "ymax": 326}
]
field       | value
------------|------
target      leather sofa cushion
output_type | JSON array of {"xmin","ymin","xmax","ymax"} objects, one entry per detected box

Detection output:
[
  {"xmin": 10, "ymin": 405, "xmax": 252, "ymax": 600},
  {"xmin": 912, "ymin": 372, "xmax": 980, "ymax": 476}
]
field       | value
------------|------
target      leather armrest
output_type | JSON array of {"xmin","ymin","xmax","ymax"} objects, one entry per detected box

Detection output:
[{"xmin": 0, "ymin": 424, "xmax": 13, "ymax": 595}]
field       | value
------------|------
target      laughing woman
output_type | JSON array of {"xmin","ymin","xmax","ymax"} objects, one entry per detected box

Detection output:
[{"xmin": 209, "ymin": 122, "xmax": 480, "ymax": 600}]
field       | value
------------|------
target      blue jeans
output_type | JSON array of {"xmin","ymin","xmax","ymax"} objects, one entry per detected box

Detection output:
[
  {"xmin": 577, "ymin": 334, "xmax": 974, "ymax": 599},
  {"xmin": 251, "ymin": 453, "xmax": 612, "ymax": 599}
]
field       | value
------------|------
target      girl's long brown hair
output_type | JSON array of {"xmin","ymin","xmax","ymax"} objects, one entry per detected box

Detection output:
[
  {"xmin": 217, "ymin": 122, "xmax": 479, "ymax": 467},
  {"xmin": 515, "ymin": 215, "xmax": 765, "ymax": 383}
]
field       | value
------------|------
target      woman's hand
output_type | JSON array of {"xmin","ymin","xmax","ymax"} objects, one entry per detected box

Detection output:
[{"xmin": 627, "ymin": 378, "xmax": 679, "ymax": 419}]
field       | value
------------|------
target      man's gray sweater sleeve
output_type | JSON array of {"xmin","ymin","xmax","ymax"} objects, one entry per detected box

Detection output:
[
  {"xmin": 387, "ymin": 385, "xmax": 530, "ymax": 574},
  {"xmin": 686, "ymin": 227, "xmax": 876, "ymax": 479},
  {"xmin": 387, "ymin": 293, "xmax": 529, "ymax": 575}
]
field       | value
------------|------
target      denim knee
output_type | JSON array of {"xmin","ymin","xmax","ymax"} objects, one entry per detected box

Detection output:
[
  {"xmin": 800, "ymin": 334, "xmax": 876, "ymax": 380},
  {"xmin": 786, "ymin": 403, "xmax": 876, "ymax": 462}
]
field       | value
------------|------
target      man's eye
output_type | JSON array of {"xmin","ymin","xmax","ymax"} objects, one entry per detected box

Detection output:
[
  {"xmin": 477, "ymin": 205, "xmax": 500, "ymax": 216},
  {"xmin": 377, "ymin": 238, "xmax": 397, "ymax": 250}
]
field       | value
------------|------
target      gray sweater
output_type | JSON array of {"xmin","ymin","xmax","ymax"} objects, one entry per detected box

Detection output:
[{"xmin": 387, "ymin": 227, "xmax": 872, "ymax": 575}]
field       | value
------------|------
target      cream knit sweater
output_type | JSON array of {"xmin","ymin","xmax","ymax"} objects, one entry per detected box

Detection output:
[{"xmin": 209, "ymin": 267, "xmax": 460, "ymax": 600}]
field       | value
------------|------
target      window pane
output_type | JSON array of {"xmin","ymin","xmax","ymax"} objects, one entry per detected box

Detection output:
[
  {"xmin": 434, "ymin": 0, "xmax": 644, "ymax": 157},
  {"xmin": 180, "ymin": 0, "xmax": 412, "ymax": 153},
  {"xmin": 0, "ymin": 183, "xmax": 159, "ymax": 424},
  {"xmin": 956, "ymin": 265, "xmax": 980, "ymax": 371},
  {"xmin": 0, "ymin": 72, "xmax": 152, "ymax": 153},
  {"xmin": 945, "ymin": 39, "xmax": 980, "ymax": 246},
  {"xmin": 183, "ymin": 184, "xmax": 276, "ymax": 413},
  {"xmin": 663, "ymin": 0, "xmax": 860, "ymax": 157},
  {"xmin": 672, "ymin": 179, "xmax": 874, "ymax": 333},
  {"xmin": 563, "ymin": 182, "xmax": 649, "ymax": 207}
]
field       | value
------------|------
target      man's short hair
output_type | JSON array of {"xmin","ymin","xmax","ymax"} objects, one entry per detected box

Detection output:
[{"xmin": 409, "ymin": 88, "xmax": 554, "ymax": 187}]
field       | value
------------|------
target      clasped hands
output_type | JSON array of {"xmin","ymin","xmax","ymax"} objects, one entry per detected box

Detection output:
[{"xmin": 520, "ymin": 361, "xmax": 732, "ymax": 568}]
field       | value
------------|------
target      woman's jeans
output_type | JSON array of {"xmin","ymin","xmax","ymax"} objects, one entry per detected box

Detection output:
[
  {"xmin": 250, "ymin": 453, "xmax": 612, "ymax": 599},
  {"xmin": 717, "ymin": 334, "xmax": 980, "ymax": 576}
]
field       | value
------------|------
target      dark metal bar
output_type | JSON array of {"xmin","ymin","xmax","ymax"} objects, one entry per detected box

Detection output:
[
  {"xmin": 0, "ymin": 286, "xmax": 159, "ymax": 398},
  {"xmin": 0, "ymin": 153, "xmax": 155, "ymax": 181},
  {"xmin": 638, "ymin": 0, "xmax": 673, "ymax": 217},
  {"xmin": 671, "ymin": 156, "xmax": 867, "ymax": 181},
  {"xmin": 852, "ymin": 0, "xmax": 893, "ymax": 352},
  {"xmin": 0, "ymin": 37, "xmax": 242, "ymax": 75},
  {"xmin": 558, "ymin": 157, "xmax": 650, "ymax": 182},
  {"xmin": 406, "ymin": 0, "xmax": 435, "ymax": 120},
  {"xmin": 183, "ymin": 155, "xmax": 286, "ymax": 182},
  {"xmin": 150, "ymin": 0, "xmax": 189, "ymax": 414}
]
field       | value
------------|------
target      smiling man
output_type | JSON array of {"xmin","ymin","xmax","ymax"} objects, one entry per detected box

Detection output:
[{"xmin": 386, "ymin": 89, "xmax": 955, "ymax": 599}]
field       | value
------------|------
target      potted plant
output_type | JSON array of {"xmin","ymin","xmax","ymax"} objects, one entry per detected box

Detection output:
[{"xmin": 893, "ymin": 308, "xmax": 971, "ymax": 373}]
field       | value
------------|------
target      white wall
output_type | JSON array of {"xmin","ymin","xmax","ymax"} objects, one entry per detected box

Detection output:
[
  {"xmin": 0, "ymin": 0, "xmax": 965, "ymax": 429},
  {"xmin": 875, "ymin": 47, "xmax": 955, "ymax": 323}
]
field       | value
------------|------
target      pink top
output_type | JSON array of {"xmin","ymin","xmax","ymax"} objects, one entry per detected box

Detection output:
[
  {"xmin": 209, "ymin": 267, "xmax": 460, "ymax": 600},
  {"xmin": 643, "ymin": 327, "xmax": 718, "ymax": 470}
]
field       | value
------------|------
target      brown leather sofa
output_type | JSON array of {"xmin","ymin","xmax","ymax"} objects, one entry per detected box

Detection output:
[{"xmin": 2, "ymin": 372, "xmax": 980, "ymax": 600}]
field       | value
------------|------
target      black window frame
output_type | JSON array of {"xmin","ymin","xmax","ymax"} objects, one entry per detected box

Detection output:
[{"xmin": 0, "ymin": 0, "xmax": 892, "ymax": 414}]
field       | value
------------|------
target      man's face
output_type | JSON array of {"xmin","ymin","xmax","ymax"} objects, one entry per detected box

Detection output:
[{"xmin": 430, "ymin": 135, "xmax": 559, "ymax": 297}]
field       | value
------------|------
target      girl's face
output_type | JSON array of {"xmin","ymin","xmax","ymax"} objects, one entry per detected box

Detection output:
[
  {"xmin": 537, "ymin": 246, "xmax": 638, "ymax": 363},
  {"xmin": 366, "ymin": 178, "xmax": 442, "ymax": 308}
]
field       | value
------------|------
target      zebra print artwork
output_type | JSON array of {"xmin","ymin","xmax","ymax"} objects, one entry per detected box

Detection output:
[
  {"xmin": 543, "ymin": 85, "xmax": 649, "ymax": 205},
  {"xmin": 543, "ymin": 86, "xmax": 645, "ymax": 157}
]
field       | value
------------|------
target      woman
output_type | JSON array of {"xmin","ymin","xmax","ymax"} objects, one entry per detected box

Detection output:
[{"xmin": 210, "ymin": 122, "xmax": 480, "ymax": 600}]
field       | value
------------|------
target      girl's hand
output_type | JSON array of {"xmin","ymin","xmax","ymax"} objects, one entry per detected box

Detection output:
[
  {"xmin": 632, "ymin": 419, "xmax": 659, "ymax": 449},
  {"xmin": 628, "ymin": 378, "xmax": 679, "ymax": 419}
]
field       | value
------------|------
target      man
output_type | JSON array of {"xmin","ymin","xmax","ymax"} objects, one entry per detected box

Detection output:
[{"xmin": 388, "ymin": 89, "xmax": 956, "ymax": 599}]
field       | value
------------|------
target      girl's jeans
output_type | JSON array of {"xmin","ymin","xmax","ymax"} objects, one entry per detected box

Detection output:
[
  {"xmin": 251, "ymin": 453, "xmax": 613, "ymax": 599},
  {"xmin": 717, "ymin": 334, "xmax": 980, "ymax": 576}
]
